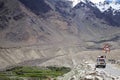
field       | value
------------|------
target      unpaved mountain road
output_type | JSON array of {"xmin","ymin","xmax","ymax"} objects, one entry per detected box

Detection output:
[
  {"xmin": 58, "ymin": 61, "xmax": 120, "ymax": 80},
  {"xmin": 96, "ymin": 64, "xmax": 120, "ymax": 77},
  {"xmin": 38, "ymin": 49, "xmax": 120, "ymax": 80},
  {"xmin": 89, "ymin": 62, "xmax": 120, "ymax": 80}
]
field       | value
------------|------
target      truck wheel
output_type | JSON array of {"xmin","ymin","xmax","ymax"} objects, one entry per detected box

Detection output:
[
  {"xmin": 95, "ymin": 65, "xmax": 99, "ymax": 68},
  {"xmin": 102, "ymin": 65, "xmax": 106, "ymax": 68}
]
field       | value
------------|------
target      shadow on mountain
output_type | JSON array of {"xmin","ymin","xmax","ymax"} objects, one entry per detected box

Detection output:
[{"xmin": 19, "ymin": 0, "xmax": 52, "ymax": 15}]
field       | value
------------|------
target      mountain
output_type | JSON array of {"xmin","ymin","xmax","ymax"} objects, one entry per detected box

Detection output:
[
  {"xmin": 92, "ymin": 0, "xmax": 120, "ymax": 26},
  {"xmin": 0, "ymin": 0, "xmax": 120, "ymax": 69},
  {"xmin": 0, "ymin": 0, "xmax": 82, "ymax": 69},
  {"xmin": 95, "ymin": 1, "xmax": 120, "ymax": 12},
  {"xmin": 68, "ymin": 0, "xmax": 120, "ymax": 26},
  {"xmin": 69, "ymin": 0, "xmax": 120, "ymax": 13},
  {"xmin": 69, "ymin": 0, "xmax": 120, "ymax": 10},
  {"xmin": 0, "ymin": 0, "xmax": 79, "ymax": 48}
]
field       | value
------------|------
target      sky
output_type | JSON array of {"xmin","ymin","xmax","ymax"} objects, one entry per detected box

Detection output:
[{"xmin": 90, "ymin": 0, "xmax": 105, "ymax": 3}]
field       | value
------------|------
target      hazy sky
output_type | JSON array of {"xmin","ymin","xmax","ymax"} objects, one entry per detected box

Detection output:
[{"xmin": 90, "ymin": 0, "xmax": 105, "ymax": 3}]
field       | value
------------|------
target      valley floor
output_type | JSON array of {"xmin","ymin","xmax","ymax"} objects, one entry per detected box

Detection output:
[
  {"xmin": 0, "ymin": 48, "xmax": 120, "ymax": 80},
  {"xmin": 38, "ymin": 49, "xmax": 120, "ymax": 80}
]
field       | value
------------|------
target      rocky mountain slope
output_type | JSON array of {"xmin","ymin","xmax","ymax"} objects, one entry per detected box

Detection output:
[
  {"xmin": 0, "ymin": 0, "xmax": 120, "ymax": 69},
  {"xmin": 70, "ymin": 0, "xmax": 120, "ymax": 26},
  {"xmin": 0, "ymin": 0, "xmax": 81, "ymax": 69}
]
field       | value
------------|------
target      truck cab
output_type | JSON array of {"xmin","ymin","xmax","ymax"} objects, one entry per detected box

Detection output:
[{"xmin": 95, "ymin": 56, "xmax": 106, "ymax": 68}]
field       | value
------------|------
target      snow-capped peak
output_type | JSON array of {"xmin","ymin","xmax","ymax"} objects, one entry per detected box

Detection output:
[
  {"xmin": 95, "ymin": 1, "xmax": 120, "ymax": 12},
  {"xmin": 68, "ymin": 0, "xmax": 120, "ymax": 13},
  {"xmin": 67, "ymin": 0, "xmax": 106, "ymax": 7}
]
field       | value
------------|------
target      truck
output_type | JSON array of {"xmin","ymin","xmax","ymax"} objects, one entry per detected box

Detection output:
[{"xmin": 95, "ymin": 56, "xmax": 106, "ymax": 68}]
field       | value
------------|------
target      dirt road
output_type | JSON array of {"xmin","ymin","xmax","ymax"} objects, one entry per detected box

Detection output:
[
  {"xmin": 95, "ymin": 64, "xmax": 120, "ymax": 79},
  {"xmin": 58, "ymin": 61, "xmax": 120, "ymax": 80}
]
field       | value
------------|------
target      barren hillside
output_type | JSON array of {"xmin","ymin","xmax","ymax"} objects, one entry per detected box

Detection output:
[{"xmin": 0, "ymin": 0, "xmax": 120, "ymax": 70}]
